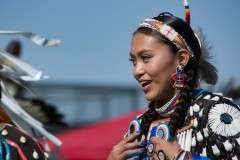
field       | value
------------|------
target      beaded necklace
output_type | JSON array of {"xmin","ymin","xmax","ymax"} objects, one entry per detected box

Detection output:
[{"xmin": 155, "ymin": 94, "xmax": 180, "ymax": 117}]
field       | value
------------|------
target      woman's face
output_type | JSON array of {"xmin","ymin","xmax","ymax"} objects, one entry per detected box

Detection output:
[{"xmin": 130, "ymin": 32, "xmax": 178, "ymax": 102}]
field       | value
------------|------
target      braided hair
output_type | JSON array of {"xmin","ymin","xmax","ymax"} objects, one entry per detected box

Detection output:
[{"xmin": 135, "ymin": 13, "xmax": 201, "ymax": 141}]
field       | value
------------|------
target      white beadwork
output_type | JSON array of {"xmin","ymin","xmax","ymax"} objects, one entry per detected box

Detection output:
[
  {"xmin": 211, "ymin": 96, "xmax": 220, "ymax": 101},
  {"xmin": 177, "ymin": 129, "xmax": 192, "ymax": 151},
  {"xmin": 194, "ymin": 118, "xmax": 198, "ymax": 127},
  {"xmin": 188, "ymin": 129, "xmax": 193, "ymax": 151},
  {"xmin": 160, "ymin": 24, "xmax": 178, "ymax": 41},
  {"xmin": 193, "ymin": 104, "xmax": 200, "ymax": 112},
  {"xmin": 196, "ymin": 131, "xmax": 203, "ymax": 142},
  {"xmin": 199, "ymin": 109, "xmax": 203, "ymax": 117},
  {"xmin": 44, "ymin": 152, "xmax": 49, "ymax": 158},
  {"xmin": 200, "ymin": 147, "xmax": 207, "ymax": 157},
  {"xmin": 191, "ymin": 136, "xmax": 196, "ymax": 147},
  {"xmin": 190, "ymin": 106, "xmax": 193, "ymax": 116},
  {"xmin": 184, "ymin": 130, "xmax": 188, "ymax": 151},
  {"xmin": 203, "ymin": 128, "xmax": 209, "ymax": 138},
  {"xmin": 224, "ymin": 97, "xmax": 233, "ymax": 102},
  {"xmin": 185, "ymin": 129, "xmax": 192, "ymax": 151},
  {"xmin": 20, "ymin": 136, "xmax": 27, "ymax": 143},
  {"xmin": 178, "ymin": 132, "xmax": 183, "ymax": 149},
  {"xmin": 1, "ymin": 129, "xmax": 8, "ymax": 136},
  {"xmin": 203, "ymin": 94, "xmax": 211, "ymax": 100},
  {"xmin": 236, "ymin": 137, "xmax": 240, "ymax": 145},
  {"xmin": 33, "ymin": 150, "xmax": 39, "ymax": 159},
  {"xmin": 223, "ymin": 140, "xmax": 233, "ymax": 151},
  {"xmin": 212, "ymin": 145, "xmax": 220, "ymax": 156},
  {"xmin": 155, "ymin": 94, "xmax": 179, "ymax": 115},
  {"xmin": 181, "ymin": 131, "xmax": 186, "ymax": 150}
]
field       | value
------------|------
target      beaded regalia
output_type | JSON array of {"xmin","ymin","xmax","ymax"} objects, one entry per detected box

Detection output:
[{"xmin": 126, "ymin": 89, "xmax": 240, "ymax": 159}]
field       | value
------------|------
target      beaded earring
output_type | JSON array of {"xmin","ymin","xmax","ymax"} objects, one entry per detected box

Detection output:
[{"xmin": 172, "ymin": 64, "xmax": 187, "ymax": 90}]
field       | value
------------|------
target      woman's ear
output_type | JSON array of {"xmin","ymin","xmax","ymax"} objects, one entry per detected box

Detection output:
[{"xmin": 176, "ymin": 49, "xmax": 190, "ymax": 66}]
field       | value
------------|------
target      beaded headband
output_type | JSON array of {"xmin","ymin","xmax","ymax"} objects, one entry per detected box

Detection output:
[{"xmin": 139, "ymin": 19, "xmax": 194, "ymax": 58}]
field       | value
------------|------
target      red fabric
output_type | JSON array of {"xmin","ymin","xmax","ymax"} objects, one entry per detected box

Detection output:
[{"xmin": 56, "ymin": 109, "xmax": 145, "ymax": 160}]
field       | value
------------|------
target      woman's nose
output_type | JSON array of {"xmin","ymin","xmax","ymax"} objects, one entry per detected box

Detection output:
[{"xmin": 133, "ymin": 63, "xmax": 145, "ymax": 78}]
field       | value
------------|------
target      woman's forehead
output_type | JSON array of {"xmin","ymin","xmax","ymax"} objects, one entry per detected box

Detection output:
[
  {"xmin": 131, "ymin": 33, "xmax": 169, "ymax": 54},
  {"xmin": 131, "ymin": 33, "xmax": 158, "ymax": 49}
]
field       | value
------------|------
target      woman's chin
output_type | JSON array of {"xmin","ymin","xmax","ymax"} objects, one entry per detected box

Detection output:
[{"xmin": 144, "ymin": 93, "xmax": 157, "ymax": 101}]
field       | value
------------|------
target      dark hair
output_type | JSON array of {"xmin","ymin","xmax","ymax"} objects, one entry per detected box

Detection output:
[{"xmin": 136, "ymin": 13, "xmax": 201, "ymax": 141}]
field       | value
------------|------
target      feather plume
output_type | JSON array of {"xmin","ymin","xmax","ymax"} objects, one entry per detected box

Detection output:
[
  {"xmin": 0, "ymin": 31, "xmax": 61, "ymax": 47},
  {"xmin": 0, "ymin": 49, "xmax": 49, "ymax": 81},
  {"xmin": 194, "ymin": 28, "xmax": 218, "ymax": 85},
  {"xmin": 0, "ymin": 37, "xmax": 62, "ymax": 148},
  {"xmin": 1, "ymin": 81, "xmax": 62, "ymax": 147}
]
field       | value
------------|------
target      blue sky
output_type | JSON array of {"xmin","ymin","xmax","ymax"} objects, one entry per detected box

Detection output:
[{"xmin": 0, "ymin": 0, "xmax": 239, "ymax": 87}]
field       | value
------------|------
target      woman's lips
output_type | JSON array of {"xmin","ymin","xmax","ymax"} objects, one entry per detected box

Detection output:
[{"xmin": 141, "ymin": 81, "xmax": 153, "ymax": 92}]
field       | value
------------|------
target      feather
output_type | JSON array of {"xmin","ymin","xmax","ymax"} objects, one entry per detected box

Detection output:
[
  {"xmin": 1, "ymin": 81, "xmax": 62, "ymax": 147},
  {"xmin": 0, "ymin": 49, "xmax": 49, "ymax": 81},
  {"xmin": 194, "ymin": 28, "xmax": 218, "ymax": 85},
  {"xmin": 0, "ymin": 31, "xmax": 61, "ymax": 47},
  {"xmin": 0, "ymin": 36, "xmax": 63, "ymax": 149}
]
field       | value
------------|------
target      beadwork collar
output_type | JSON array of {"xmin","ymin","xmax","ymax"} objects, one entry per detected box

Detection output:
[
  {"xmin": 155, "ymin": 94, "xmax": 179, "ymax": 117},
  {"xmin": 155, "ymin": 89, "xmax": 206, "ymax": 117}
]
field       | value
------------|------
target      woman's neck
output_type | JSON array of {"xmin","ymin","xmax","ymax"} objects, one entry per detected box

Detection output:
[
  {"xmin": 155, "ymin": 93, "xmax": 180, "ymax": 116},
  {"xmin": 156, "ymin": 90, "xmax": 179, "ymax": 108}
]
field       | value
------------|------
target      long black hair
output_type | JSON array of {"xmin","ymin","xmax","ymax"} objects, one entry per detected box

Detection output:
[{"xmin": 135, "ymin": 12, "xmax": 201, "ymax": 141}]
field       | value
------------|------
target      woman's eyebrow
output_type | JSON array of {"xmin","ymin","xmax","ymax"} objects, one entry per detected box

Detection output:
[{"xmin": 130, "ymin": 49, "xmax": 153, "ymax": 58}]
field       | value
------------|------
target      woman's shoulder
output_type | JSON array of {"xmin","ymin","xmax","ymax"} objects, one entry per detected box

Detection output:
[
  {"xmin": 190, "ymin": 90, "xmax": 240, "ymax": 159},
  {"xmin": 0, "ymin": 123, "xmax": 49, "ymax": 160},
  {"xmin": 190, "ymin": 89, "xmax": 237, "ymax": 122},
  {"xmin": 196, "ymin": 91, "xmax": 239, "ymax": 136}
]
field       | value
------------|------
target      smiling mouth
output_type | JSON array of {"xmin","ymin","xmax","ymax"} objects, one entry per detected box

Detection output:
[{"xmin": 141, "ymin": 81, "xmax": 152, "ymax": 87}]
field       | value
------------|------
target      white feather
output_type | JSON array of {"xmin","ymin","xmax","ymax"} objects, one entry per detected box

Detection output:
[
  {"xmin": 0, "ymin": 82, "xmax": 62, "ymax": 147},
  {"xmin": 0, "ymin": 31, "xmax": 61, "ymax": 47},
  {"xmin": 0, "ymin": 49, "xmax": 48, "ymax": 81},
  {"xmin": 208, "ymin": 103, "xmax": 240, "ymax": 136}
]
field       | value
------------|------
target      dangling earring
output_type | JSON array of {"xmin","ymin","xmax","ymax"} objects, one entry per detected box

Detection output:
[{"xmin": 172, "ymin": 64, "xmax": 187, "ymax": 90}]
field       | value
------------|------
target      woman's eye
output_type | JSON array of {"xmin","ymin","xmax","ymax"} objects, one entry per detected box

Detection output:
[
  {"xmin": 142, "ymin": 56, "xmax": 151, "ymax": 62},
  {"xmin": 129, "ymin": 58, "xmax": 136, "ymax": 64}
]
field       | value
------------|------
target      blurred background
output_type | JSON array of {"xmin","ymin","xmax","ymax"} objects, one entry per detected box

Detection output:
[{"xmin": 0, "ymin": 0, "xmax": 240, "ymax": 159}]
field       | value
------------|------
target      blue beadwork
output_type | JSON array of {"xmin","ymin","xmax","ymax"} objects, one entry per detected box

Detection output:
[
  {"xmin": 157, "ymin": 129, "xmax": 164, "ymax": 138},
  {"xmin": 220, "ymin": 113, "xmax": 233, "ymax": 124}
]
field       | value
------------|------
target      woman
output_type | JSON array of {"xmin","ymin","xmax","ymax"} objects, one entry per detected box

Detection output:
[{"xmin": 108, "ymin": 11, "xmax": 240, "ymax": 160}]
